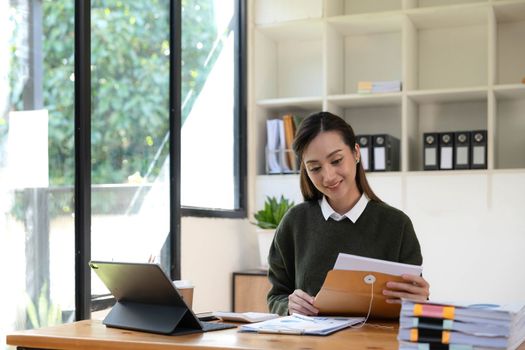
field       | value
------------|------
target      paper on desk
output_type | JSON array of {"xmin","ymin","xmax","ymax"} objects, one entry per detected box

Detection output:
[
  {"xmin": 333, "ymin": 253, "xmax": 422, "ymax": 276},
  {"xmin": 239, "ymin": 314, "xmax": 364, "ymax": 335}
]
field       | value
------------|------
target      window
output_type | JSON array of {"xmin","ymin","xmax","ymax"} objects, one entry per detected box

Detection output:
[
  {"xmin": 89, "ymin": 1, "xmax": 172, "ymax": 299},
  {"xmin": 180, "ymin": 0, "xmax": 246, "ymax": 216},
  {"xmin": 0, "ymin": 0, "xmax": 245, "ymax": 331},
  {"xmin": 1, "ymin": 0, "xmax": 76, "ymax": 343}
]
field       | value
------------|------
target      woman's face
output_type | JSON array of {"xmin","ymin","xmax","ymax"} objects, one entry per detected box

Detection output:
[{"xmin": 303, "ymin": 130, "xmax": 361, "ymax": 209}]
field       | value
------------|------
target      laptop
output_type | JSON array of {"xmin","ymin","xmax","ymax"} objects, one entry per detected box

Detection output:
[{"xmin": 89, "ymin": 260, "xmax": 236, "ymax": 335}]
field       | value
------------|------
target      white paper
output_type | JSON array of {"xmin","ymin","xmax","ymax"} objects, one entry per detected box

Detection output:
[
  {"xmin": 373, "ymin": 147, "xmax": 386, "ymax": 170},
  {"xmin": 440, "ymin": 146, "xmax": 453, "ymax": 169},
  {"xmin": 424, "ymin": 148, "xmax": 437, "ymax": 166},
  {"xmin": 213, "ymin": 311, "xmax": 279, "ymax": 323},
  {"xmin": 240, "ymin": 314, "xmax": 364, "ymax": 335},
  {"xmin": 277, "ymin": 119, "xmax": 291, "ymax": 172},
  {"xmin": 473, "ymin": 145, "xmax": 485, "ymax": 165},
  {"xmin": 456, "ymin": 146, "xmax": 469, "ymax": 165},
  {"xmin": 333, "ymin": 253, "xmax": 422, "ymax": 276},
  {"xmin": 360, "ymin": 147, "xmax": 369, "ymax": 170},
  {"xmin": 266, "ymin": 119, "xmax": 281, "ymax": 173}
]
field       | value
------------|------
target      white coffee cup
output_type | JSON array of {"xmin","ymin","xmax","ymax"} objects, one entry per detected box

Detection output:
[{"xmin": 173, "ymin": 280, "xmax": 194, "ymax": 309}]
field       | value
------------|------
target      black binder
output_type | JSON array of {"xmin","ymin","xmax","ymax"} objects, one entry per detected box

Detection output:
[
  {"xmin": 423, "ymin": 133, "xmax": 439, "ymax": 171},
  {"xmin": 470, "ymin": 130, "xmax": 487, "ymax": 169},
  {"xmin": 89, "ymin": 261, "xmax": 235, "ymax": 335},
  {"xmin": 356, "ymin": 135, "xmax": 373, "ymax": 171},
  {"xmin": 439, "ymin": 132, "xmax": 454, "ymax": 170},
  {"xmin": 372, "ymin": 134, "xmax": 400, "ymax": 171},
  {"xmin": 454, "ymin": 131, "xmax": 470, "ymax": 170}
]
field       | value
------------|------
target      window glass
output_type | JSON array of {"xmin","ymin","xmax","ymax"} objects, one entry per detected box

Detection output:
[
  {"xmin": 181, "ymin": 0, "xmax": 238, "ymax": 210},
  {"xmin": 0, "ymin": 0, "xmax": 75, "ymax": 342},
  {"xmin": 90, "ymin": 0, "xmax": 171, "ymax": 297}
]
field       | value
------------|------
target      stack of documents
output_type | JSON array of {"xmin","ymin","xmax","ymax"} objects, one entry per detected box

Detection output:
[
  {"xmin": 357, "ymin": 80, "xmax": 402, "ymax": 94},
  {"xmin": 239, "ymin": 314, "xmax": 364, "ymax": 336},
  {"xmin": 398, "ymin": 300, "xmax": 525, "ymax": 350}
]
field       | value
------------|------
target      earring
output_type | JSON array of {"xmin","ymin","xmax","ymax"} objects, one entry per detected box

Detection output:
[{"xmin": 356, "ymin": 158, "xmax": 360, "ymax": 164}]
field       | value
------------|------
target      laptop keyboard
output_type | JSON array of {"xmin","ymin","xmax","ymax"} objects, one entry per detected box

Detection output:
[{"xmin": 200, "ymin": 321, "xmax": 237, "ymax": 332}]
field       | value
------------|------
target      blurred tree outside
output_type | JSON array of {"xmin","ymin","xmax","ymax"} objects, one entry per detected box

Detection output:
[{"xmin": 39, "ymin": 0, "xmax": 219, "ymax": 189}]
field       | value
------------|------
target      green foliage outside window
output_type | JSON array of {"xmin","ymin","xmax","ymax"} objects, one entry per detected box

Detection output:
[{"xmin": 36, "ymin": 0, "xmax": 219, "ymax": 186}]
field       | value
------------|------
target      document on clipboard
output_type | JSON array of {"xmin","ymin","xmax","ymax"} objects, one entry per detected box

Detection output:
[
  {"xmin": 239, "ymin": 314, "xmax": 364, "ymax": 336},
  {"xmin": 313, "ymin": 253, "xmax": 423, "ymax": 319}
]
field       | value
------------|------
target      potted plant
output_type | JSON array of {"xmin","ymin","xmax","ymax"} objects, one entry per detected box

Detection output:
[{"xmin": 253, "ymin": 195, "xmax": 294, "ymax": 269}]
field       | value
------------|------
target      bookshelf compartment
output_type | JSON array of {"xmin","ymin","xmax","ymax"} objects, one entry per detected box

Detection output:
[
  {"xmin": 494, "ymin": 95, "xmax": 525, "ymax": 169},
  {"xmin": 325, "ymin": 0, "xmax": 402, "ymax": 17},
  {"xmin": 326, "ymin": 17, "xmax": 403, "ymax": 95},
  {"xmin": 406, "ymin": 7, "xmax": 488, "ymax": 90},
  {"xmin": 254, "ymin": 0, "xmax": 323, "ymax": 25},
  {"xmin": 495, "ymin": 2, "xmax": 525, "ymax": 85},
  {"xmin": 254, "ymin": 21, "xmax": 323, "ymax": 100},
  {"xmin": 407, "ymin": 97, "xmax": 488, "ymax": 171},
  {"xmin": 255, "ymin": 105, "xmax": 321, "ymax": 175}
]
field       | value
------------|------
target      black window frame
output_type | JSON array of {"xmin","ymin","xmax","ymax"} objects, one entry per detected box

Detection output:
[{"xmin": 74, "ymin": 0, "xmax": 247, "ymax": 320}]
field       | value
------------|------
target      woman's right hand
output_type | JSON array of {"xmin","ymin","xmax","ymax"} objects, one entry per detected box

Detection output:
[{"xmin": 288, "ymin": 289, "xmax": 319, "ymax": 316}]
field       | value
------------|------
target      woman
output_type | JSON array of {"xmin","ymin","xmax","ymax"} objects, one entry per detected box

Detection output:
[{"xmin": 267, "ymin": 111, "xmax": 430, "ymax": 316}]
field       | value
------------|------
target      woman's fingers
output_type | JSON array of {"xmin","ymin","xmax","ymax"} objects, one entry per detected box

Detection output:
[
  {"xmin": 383, "ymin": 274, "xmax": 430, "ymax": 302},
  {"xmin": 288, "ymin": 289, "xmax": 319, "ymax": 316}
]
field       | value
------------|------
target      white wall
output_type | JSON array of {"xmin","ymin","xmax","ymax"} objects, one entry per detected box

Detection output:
[{"xmin": 180, "ymin": 217, "xmax": 258, "ymax": 313}]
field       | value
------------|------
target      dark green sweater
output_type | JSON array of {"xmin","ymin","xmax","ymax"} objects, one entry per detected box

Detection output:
[{"xmin": 267, "ymin": 200, "xmax": 423, "ymax": 316}]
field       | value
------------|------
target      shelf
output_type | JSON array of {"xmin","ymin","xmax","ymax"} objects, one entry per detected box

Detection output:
[
  {"xmin": 325, "ymin": 0, "xmax": 402, "ymax": 17},
  {"xmin": 251, "ymin": 1, "xmax": 525, "ymax": 187},
  {"xmin": 494, "ymin": 92, "xmax": 525, "ymax": 169},
  {"xmin": 493, "ymin": 84, "xmax": 525, "ymax": 98},
  {"xmin": 406, "ymin": 4, "xmax": 488, "ymax": 29},
  {"xmin": 407, "ymin": 87, "xmax": 488, "ymax": 103},
  {"xmin": 254, "ymin": 0, "xmax": 323, "ymax": 25},
  {"xmin": 494, "ymin": 1, "xmax": 525, "ymax": 85},
  {"xmin": 256, "ymin": 97, "xmax": 323, "ymax": 110},
  {"xmin": 327, "ymin": 13, "xmax": 404, "ymax": 35},
  {"xmin": 327, "ymin": 93, "xmax": 402, "ymax": 107},
  {"xmin": 326, "ymin": 16, "xmax": 402, "ymax": 95},
  {"xmin": 254, "ymin": 20, "xmax": 323, "ymax": 100}
]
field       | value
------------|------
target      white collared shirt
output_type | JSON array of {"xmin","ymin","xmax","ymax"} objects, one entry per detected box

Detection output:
[{"xmin": 319, "ymin": 194, "xmax": 369, "ymax": 223}]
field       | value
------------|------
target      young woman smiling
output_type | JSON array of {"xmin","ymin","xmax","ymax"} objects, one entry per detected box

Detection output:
[{"xmin": 267, "ymin": 111, "xmax": 430, "ymax": 316}]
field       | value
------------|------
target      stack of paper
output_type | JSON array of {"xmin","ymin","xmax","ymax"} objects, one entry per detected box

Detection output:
[
  {"xmin": 398, "ymin": 300, "xmax": 525, "ymax": 350},
  {"xmin": 239, "ymin": 314, "xmax": 364, "ymax": 336},
  {"xmin": 357, "ymin": 80, "xmax": 402, "ymax": 94}
]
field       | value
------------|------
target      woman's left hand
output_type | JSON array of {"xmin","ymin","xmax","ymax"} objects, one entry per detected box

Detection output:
[{"xmin": 383, "ymin": 274, "xmax": 430, "ymax": 303}]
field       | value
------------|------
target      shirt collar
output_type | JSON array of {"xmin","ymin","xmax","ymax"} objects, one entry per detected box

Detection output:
[{"xmin": 319, "ymin": 194, "xmax": 369, "ymax": 223}]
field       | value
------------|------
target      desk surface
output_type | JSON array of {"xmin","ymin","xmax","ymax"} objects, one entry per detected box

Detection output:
[{"xmin": 7, "ymin": 319, "xmax": 399, "ymax": 350}]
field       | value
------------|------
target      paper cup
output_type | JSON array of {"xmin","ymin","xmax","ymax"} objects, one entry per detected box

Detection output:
[{"xmin": 173, "ymin": 280, "xmax": 194, "ymax": 309}]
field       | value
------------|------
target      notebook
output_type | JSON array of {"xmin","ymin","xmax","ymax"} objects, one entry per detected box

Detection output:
[{"xmin": 89, "ymin": 261, "xmax": 236, "ymax": 335}]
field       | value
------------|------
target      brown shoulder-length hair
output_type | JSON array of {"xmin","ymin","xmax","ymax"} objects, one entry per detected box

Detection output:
[{"xmin": 292, "ymin": 111, "xmax": 382, "ymax": 203}]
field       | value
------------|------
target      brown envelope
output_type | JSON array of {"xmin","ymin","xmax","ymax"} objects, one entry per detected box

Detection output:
[{"xmin": 313, "ymin": 269, "xmax": 404, "ymax": 319}]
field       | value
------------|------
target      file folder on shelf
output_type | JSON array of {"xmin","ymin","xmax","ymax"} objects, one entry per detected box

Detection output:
[
  {"xmin": 356, "ymin": 135, "xmax": 373, "ymax": 171},
  {"xmin": 470, "ymin": 130, "xmax": 487, "ymax": 169},
  {"xmin": 439, "ymin": 132, "xmax": 454, "ymax": 170},
  {"xmin": 454, "ymin": 131, "xmax": 471, "ymax": 170},
  {"xmin": 423, "ymin": 133, "xmax": 439, "ymax": 171},
  {"xmin": 372, "ymin": 134, "xmax": 400, "ymax": 172}
]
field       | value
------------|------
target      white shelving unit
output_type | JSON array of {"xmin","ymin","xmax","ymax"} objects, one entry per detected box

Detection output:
[
  {"xmin": 248, "ymin": 0, "xmax": 525, "ymax": 303},
  {"xmin": 249, "ymin": 0, "xmax": 525, "ymax": 177}
]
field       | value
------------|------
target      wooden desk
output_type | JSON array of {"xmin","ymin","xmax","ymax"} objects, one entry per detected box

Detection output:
[{"xmin": 7, "ymin": 319, "xmax": 399, "ymax": 350}]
